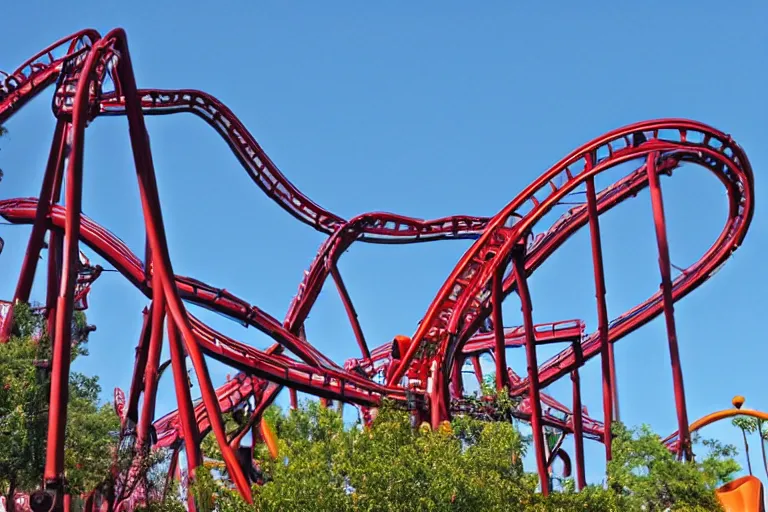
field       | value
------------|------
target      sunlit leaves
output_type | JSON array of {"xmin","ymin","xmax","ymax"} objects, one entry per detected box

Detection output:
[
  {"xmin": 177, "ymin": 401, "xmax": 735, "ymax": 511},
  {"xmin": 0, "ymin": 304, "xmax": 120, "ymax": 497},
  {"xmin": 607, "ymin": 423, "xmax": 732, "ymax": 511}
]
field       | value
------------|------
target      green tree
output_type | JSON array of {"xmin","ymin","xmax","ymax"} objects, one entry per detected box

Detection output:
[
  {"xmin": 759, "ymin": 420, "xmax": 768, "ymax": 481},
  {"xmin": 0, "ymin": 303, "xmax": 120, "ymax": 509},
  {"xmin": 607, "ymin": 423, "xmax": 738, "ymax": 511},
  {"xmin": 731, "ymin": 416, "xmax": 758, "ymax": 475},
  {"xmin": 173, "ymin": 401, "xmax": 736, "ymax": 511},
  {"xmin": 63, "ymin": 372, "xmax": 121, "ymax": 495},
  {"xmin": 0, "ymin": 304, "xmax": 51, "ymax": 509}
]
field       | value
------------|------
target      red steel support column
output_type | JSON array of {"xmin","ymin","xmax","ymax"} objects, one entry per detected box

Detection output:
[
  {"xmin": 44, "ymin": 272, "xmax": 75, "ymax": 486},
  {"xmin": 585, "ymin": 176, "xmax": 615, "ymax": 462},
  {"xmin": 511, "ymin": 250, "xmax": 549, "ymax": 496},
  {"xmin": 126, "ymin": 307, "xmax": 152, "ymax": 424},
  {"xmin": 45, "ymin": 125, "xmax": 67, "ymax": 351},
  {"xmin": 570, "ymin": 342, "xmax": 586, "ymax": 491},
  {"xmin": 429, "ymin": 358, "xmax": 450, "ymax": 429},
  {"xmin": 47, "ymin": 124, "xmax": 67, "ymax": 340},
  {"xmin": 470, "ymin": 354, "xmax": 484, "ymax": 387},
  {"xmin": 610, "ymin": 351, "xmax": 620, "ymax": 421},
  {"xmin": 646, "ymin": 152, "xmax": 691, "ymax": 461},
  {"xmin": 83, "ymin": 493, "xmax": 94, "ymax": 512},
  {"xmin": 491, "ymin": 267, "xmax": 508, "ymax": 390},
  {"xmin": 137, "ymin": 289, "xmax": 166, "ymax": 448},
  {"xmin": 289, "ymin": 388, "xmax": 298, "ymax": 409},
  {"xmin": 330, "ymin": 265, "xmax": 371, "ymax": 360},
  {"xmin": 112, "ymin": 30, "xmax": 252, "ymax": 500},
  {"xmin": 450, "ymin": 355, "xmax": 464, "ymax": 398},
  {"xmin": 139, "ymin": 152, "xmax": 255, "ymax": 497},
  {"xmin": 166, "ymin": 322, "xmax": 201, "ymax": 475},
  {"xmin": 1, "ymin": 119, "xmax": 67, "ymax": 342},
  {"xmin": 144, "ymin": 233, "xmax": 152, "ymax": 282},
  {"xmin": 163, "ymin": 447, "xmax": 180, "ymax": 501},
  {"xmin": 46, "ymin": 232, "xmax": 63, "ymax": 342},
  {"xmin": 45, "ymin": 68, "xmax": 90, "ymax": 486}
]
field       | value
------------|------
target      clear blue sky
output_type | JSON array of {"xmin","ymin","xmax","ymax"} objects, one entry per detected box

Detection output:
[{"xmin": 1, "ymin": 0, "xmax": 766, "ymax": 487}]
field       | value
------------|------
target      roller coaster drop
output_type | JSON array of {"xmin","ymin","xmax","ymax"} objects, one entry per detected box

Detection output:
[{"xmin": 0, "ymin": 29, "xmax": 756, "ymax": 510}]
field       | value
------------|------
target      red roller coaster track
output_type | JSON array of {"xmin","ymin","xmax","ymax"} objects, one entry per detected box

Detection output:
[{"xmin": 0, "ymin": 28, "xmax": 755, "ymax": 509}]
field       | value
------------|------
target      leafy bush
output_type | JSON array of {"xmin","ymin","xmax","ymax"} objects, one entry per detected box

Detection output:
[{"xmin": 157, "ymin": 400, "xmax": 737, "ymax": 511}]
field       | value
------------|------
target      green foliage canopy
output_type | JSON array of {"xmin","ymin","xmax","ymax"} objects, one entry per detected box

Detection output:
[
  {"xmin": 0, "ymin": 304, "xmax": 121, "ymax": 501},
  {"xmin": 165, "ymin": 400, "xmax": 740, "ymax": 512}
]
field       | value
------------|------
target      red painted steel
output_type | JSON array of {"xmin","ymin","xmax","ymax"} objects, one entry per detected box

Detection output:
[
  {"xmin": 570, "ymin": 364, "xmax": 586, "ymax": 491},
  {"xmin": 166, "ymin": 321, "xmax": 200, "ymax": 512},
  {"xmin": 136, "ymin": 286, "xmax": 165, "ymax": 449},
  {"xmin": 646, "ymin": 152, "xmax": 692, "ymax": 460},
  {"xmin": 125, "ymin": 307, "xmax": 152, "ymax": 424},
  {"xmin": 0, "ymin": 29, "xmax": 756, "ymax": 507},
  {"xmin": 586, "ymin": 175, "xmax": 614, "ymax": 460},
  {"xmin": 330, "ymin": 265, "xmax": 371, "ymax": 360},
  {"xmin": 512, "ymin": 252, "xmax": 549, "ymax": 495},
  {"xmin": 491, "ymin": 267, "xmax": 508, "ymax": 390}
]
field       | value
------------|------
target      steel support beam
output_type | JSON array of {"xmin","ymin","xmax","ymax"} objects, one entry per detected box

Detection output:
[
  {"xmin": 646, "ymin": 152, "xmax": 691, "ymax": 461},
  {"xmin": 491, "ymin": 267, "xmax": 508, "ymax": 390},
  {"xmin": 511, "ymin": 250, "xmax": 549, "ymax": 495},
  {"xmin": 330, "ymin": 265, "xmax": 371, "ymax": 360},
  {"xmin": 570, "ymin": 342, "xmax": 586, "ymax": 491},
  {"xmin": 585, "ymin": 175, "xmax": 616, "ymax": 461}
]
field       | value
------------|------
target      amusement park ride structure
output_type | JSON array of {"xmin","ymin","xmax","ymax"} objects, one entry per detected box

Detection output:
[{"xmin": 0, "ymin": 28, "xmax": 758, "ymax": 510}]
